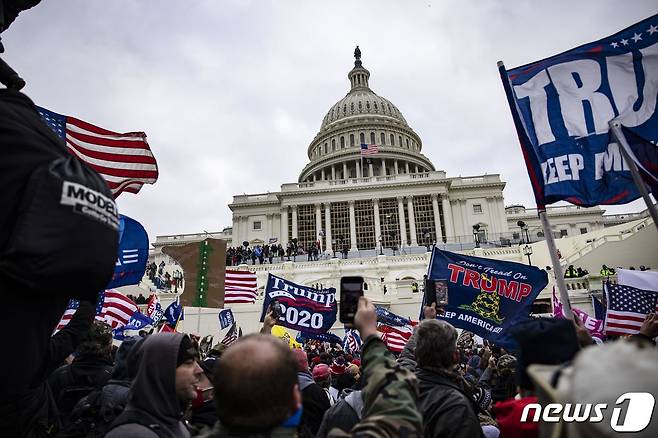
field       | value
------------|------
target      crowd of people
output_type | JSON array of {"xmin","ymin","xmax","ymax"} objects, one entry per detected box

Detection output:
[
  {"xmin": 146, "ymin": 261, "xmax": 184, "ymax": 292},
  {"xmin": 226, "ymin": 241, "xmax": 348, "ymax": 266},
  {"xmin": 6, "ymin": 294, "xmax": 657, "ymax": 437}
]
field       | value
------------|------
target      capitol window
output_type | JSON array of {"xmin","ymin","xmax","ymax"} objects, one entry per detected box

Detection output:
[
  {"xmin": 473, "ymin": 204, "xmax": 483, "ymax": 214},
  {"xmin": 399, "ymin": 135, "xmax": 402, "ymax": 147},
  {"xmin": 332, "ymin": 139, "xmax": 336, "ymax": 151},
  {"xmin": 324, "ymin": 143, "xmax": 327, "ymax": 154},
  {"xmin": 390, "ymin": 134, "xmax": 394, "ymax": 145},
  {"xmin": 370, "ymin": 132, "xmax": 376, "ymax": 144},
  {"xmin": 350, "ymin": 134, "xmax": 355, "ymax": 146},
  {"xmin": 380, "ymin": 132, "xmax": 385, "ymax": 145},
  {"xmin": 360, "ymin": 133, "xmax": 365, "ymax": 143},
  {"xmin": 253, "ymin": 221, "xmax": 262, "ymax": 231},
  {"xmin": 340, "ymin": 136, "xmax": 345, "ymax": 148}
]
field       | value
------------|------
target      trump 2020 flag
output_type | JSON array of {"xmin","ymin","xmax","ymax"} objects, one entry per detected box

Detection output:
[
  {"xmin": 500, "ymin": 14, "xmax": 658, "ymax": 208},
  {"xmin": 218, "ymin": 309, "xmax": 235, "ymax": 330},
  {"xmin": 426, "ymin": 248, "xmax": 548, "ymax": 349},
  {"xmin": 260, "ymin": 273, "xmax": 337, "ymax": 334},
  {"xmin": 106, "ymin": 215, "xmax": 149, "ymax": 289},
  {"xmin": 164, "ymin": 298, "xmax": 184, "ymax": 327}
]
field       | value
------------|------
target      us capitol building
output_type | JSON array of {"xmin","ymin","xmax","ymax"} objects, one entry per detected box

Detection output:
[
  {"xmin": 147, "ymin": 48, "xmax": 656, "ymax": 336},
  {"xmin": 229, "ymin": 47, "xmax": 511, "ymax": 253}
]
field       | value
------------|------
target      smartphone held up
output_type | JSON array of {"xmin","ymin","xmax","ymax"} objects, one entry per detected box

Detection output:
[{"xmin": 339, "ymin": 276, "xmax": 364, "ymax": 324}]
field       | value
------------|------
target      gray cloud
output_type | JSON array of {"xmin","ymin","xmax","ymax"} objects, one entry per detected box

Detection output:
[{"xmin": 3, "ymin": 0, "xmax": 655, "ymax": 241}]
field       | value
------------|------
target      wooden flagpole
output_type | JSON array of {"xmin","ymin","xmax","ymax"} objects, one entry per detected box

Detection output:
[{"xmin": 609, "ymin": 121, "xmax": 658, "ymax": 232}]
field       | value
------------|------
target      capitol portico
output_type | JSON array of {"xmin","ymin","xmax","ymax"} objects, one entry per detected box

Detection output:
[{"xmin": 229, "ymin": 48, "xmax": 510, "ymax": 252}]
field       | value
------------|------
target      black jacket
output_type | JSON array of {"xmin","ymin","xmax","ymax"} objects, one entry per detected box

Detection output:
[
  {"xmin": 416, "ymin": 369, "xmax": 483, "ymax": 438},
  {"xmin": 316, "ymin": 389, "xmax": 363, "ymax": 438},
  {"xmin": 297, "ymin": 371, "xmax": 330, "ymax": 438}
]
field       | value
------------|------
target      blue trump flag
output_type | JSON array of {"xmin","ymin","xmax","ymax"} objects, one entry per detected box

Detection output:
[
  {"xmin": 426, "ymin": 249, "xmax": 548, "ymax": 349},
  {"xmin": 113, "ymin": 311, "xmax": 153, "ymax": 340},
  {"xmin": 107, "ymin": 215, "xmax": 149, "ymax": 289},
  {"xmin": 164, "ymin": 298, "xmax": 184, "ymax": 327},
  {"xmin": 296, "ymin": 331, "xmax": 342, "ymax": 345},
  {"xmin": 218, "ymin": 309, "xmax": 235, "ymax": 330},
  {"xmin": 500, "ymin": 14, "xmax": 658, "ymax": 208},
  {"xmin": 260, "ymin": 273, "xmax": 337, "ymax": 334}
]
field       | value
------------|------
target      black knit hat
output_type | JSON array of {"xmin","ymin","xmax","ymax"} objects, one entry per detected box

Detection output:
[
  {"xmin": 177, "ymin": 335, "xmax": 197, "ymax": 367},
  {"xmin": 510, "ymin": 318, "xmax": 580, "ymax": 390}
]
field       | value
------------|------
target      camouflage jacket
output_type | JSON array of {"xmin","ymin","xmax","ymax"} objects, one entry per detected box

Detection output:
[{"xmin": 194, "ymin": 336, "xmax": 421, "ymax": 438}]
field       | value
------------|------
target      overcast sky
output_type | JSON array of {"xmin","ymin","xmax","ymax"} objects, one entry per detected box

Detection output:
[{"xmin": 4, "ymin": 1, "xmax": 657, "ymax": 242}]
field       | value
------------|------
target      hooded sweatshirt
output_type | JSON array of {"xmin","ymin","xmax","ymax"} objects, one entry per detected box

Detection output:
[{"xmin": 106, "ymin": 333, "xmax": 190, "ymax": 438}]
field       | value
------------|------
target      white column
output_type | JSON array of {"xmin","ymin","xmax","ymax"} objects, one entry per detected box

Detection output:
[
  {"xmin": 321, "ymin": 169, "xmax": 325, "ymax": 180},
  {"xmin": 266, "ymin": 213, "xmax": 273, "ymax": 240},
  {"xmin": 460, "ymin": 199, "xmax": 469, "ymax": 236},
  {"xmin": 312, "ymin": 174, "xmax": 317, "ymax": 182},
  {"xmin": 243, "ymin": 216, "xmax": 250, "ymax": 244},
  {"xmin": 442, "ymin": 195, "xmax": 454, "ymax": 240},
  {"xmin": 325, "ymin": 203, "xmax": 332, "ymax": 252},
  {"xmin": 373, "ymin": 198, "xmax": 381, "ymax": 248},
  {"xmin": 331, "ymin": 165, "xmax": 336, "ymax": 180},
  {"xmin": 497, "ymin": 197, "xmax": 509, "ymax": 232},
  {"xmin": 407, "ymin": 196, "xmax": 418, "ymax": 246},
  {"xmin": 356, "ymin": 160, "xmax": 362, "ymax": 178},
  {"xmin": 315, "ymin": 203, "xmax": 322, "ymax": 246},
  {"xmin": 394, "ymin": 160, "xmax": 399, "ymax": 175},
  {"xmin": 381, "ymin": 158, "xmax": 386, "ymax": 176},
  {"xmin": 415, "ymin": 165, "xmax": 419, "ymax": 173},
  {"xmin": 280, "ymin": 208, "xmax": 289, "ymax": 246},
  {"xmin": 405, "ymin": 162, "xmax": 410, "ymax": 173},
  {"xmin": 343, "ymin": 162, "xmax": 348, "ymax": 180},
  {"xmin": 486, "ymin": 197, "xmax": 499, "ymax": 234},
  {"xmin": 348, "ymin": 200, "xmax": 358, "ymax": 251},
  {"xmin": 291, "ymin": 205, "xmax": 298, "ymax": 239},
  {"xmin": 432, "ymin": 194, "xmax": 443, "ymax": 242},
  {"xmin": 397, "ymin": 196, "xmax": 407, "ymax": 246},
  {"xmin": 232, "ymin": 216, "xmax": 240, "ymax": 246},
  {"xmin": 368, "ymin": 162, "xmax": 374, "ymax": 177}
]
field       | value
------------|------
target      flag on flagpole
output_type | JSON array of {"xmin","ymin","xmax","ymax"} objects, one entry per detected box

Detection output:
[
  {"xmin": 37, "ymin": 107, "xmax": 158, "ymax": 197},
  {"xmin": 221, "ymin": 322, "xmax": 239, "ymax": 347},
  {"xmin": 53, "ymin": 299, "xmax": 80, "ymax": 334},
  {"xmin": 604, "ymin": 281, "xmax": 658, "ymax": 336},
  {"xmin": 378, "ymin": 323, "xmax": 413, "ymax": 353},
  {"xmin": 360, "ymin": 143, "xmax": 379, "ymax": 156},
  {"xmin": 164, "ymin": 298, "xmax": 184, "ymax": 328},
  {"xmin": 95, "ymin": 290, "xmax": 138, "ymax": 328},
  {"xmin": 499, "ymin": 14, "xmax": 658, "ymax": 208},
  {"xmin": 146, "ymin": 294, "xmax": 164, "ymax": 325},
  {"xmin": 342, "ymin": 328, "xmax": 362, "ymax": 355},
  {"xmin": 225, "ymin": 270, "xmax": 258, "ymax": 304},
  {"xmin": 617, "ymin": 268, "xmax": 658, "ymax": 293}
]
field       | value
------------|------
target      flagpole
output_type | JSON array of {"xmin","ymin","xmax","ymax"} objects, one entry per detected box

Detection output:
[
  {"xmin": 608, "ymin": 121, "xmax": 658, "ymax": 232},
  {"xmin": 539, "ymin": 211, "xmax": 573, "ymax": 319}
]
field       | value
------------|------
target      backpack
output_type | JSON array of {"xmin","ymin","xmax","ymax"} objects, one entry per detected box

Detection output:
[
  {"xmin": 106, "ymin": 409, "xmax": 174, "ymax": 438},
  {"xmin": 0, "ymin": 91, "xmax": 118, "ymax": 299}
]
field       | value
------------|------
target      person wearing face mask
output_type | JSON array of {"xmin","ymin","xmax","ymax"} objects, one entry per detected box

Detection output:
[{"xmin": 106, "ymin": 333, "xmax": 203, "ymax": 438}]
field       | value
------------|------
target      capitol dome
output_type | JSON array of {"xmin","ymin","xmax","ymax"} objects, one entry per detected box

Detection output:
[{"xmin": 298, "ymin": 47, "xmax": 435, "ymax": 183}]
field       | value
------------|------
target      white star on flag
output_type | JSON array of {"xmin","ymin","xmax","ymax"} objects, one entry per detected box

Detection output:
[
  {"xmin": 648, "ymin": 25, "xmax": 658, "ymax": 35},
  {"xmin": 620, "ymin": 38, "xmax": 629, "ymax": 46},
  {"xmin": 632, "ymin": 33, "xmax": 642, "ymax": 43},
  {"xmin": 610, "ymin": 42, "xmax": 619, "ymax": 48}
]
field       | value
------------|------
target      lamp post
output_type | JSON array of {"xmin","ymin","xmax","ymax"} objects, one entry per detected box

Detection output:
[
  {"xmin": 291, "ymin": 237, "xmax": 298, "ymax": 262},
  {"xmin": 517, "ymin": 220, "xmax": 529, "ymax": 244},
  {"xmin": 472, "ymin": 224, "xmax": 481, "ymax": 248},
  {"xmin": 378, "ymin": 235, "xmax": 384, "ymax": 255},
  {"xmin": 523, "ymin": 244, "xmax": 533, "ymax": 266}
]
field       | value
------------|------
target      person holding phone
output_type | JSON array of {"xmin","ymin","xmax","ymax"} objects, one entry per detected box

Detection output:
[{"xmin": 204, "ymin": 297, "xmax": 422, "ymax": 437}]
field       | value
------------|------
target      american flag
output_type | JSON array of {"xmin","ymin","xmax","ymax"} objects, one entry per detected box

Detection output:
[
  {"xmin": 53, "ymin": 299, "xmax": 80, "ymax": 334},
  {"xmin": 96, "ymin": 290, "xmax": 139, "ymax": 328},
  {"xmin": 220, "ymin": 322, "xmax": 240, "ymax": 346},
  {"xmin": 604, "ymin": 282, "xmax": 658, "ymax": 336},
  {"xmin": 343, "ymin": 328, "xmax": 362, "ymax": 354},
  {"xmin": 360, "ymin": 143, "xmax": 379, "ymax": 156},
  {"xmin": 378, "ymin": 323, "xmax": 414, "ymax": 353},
  {"xmin": 225, "ymin": 270, "xmax": 258, "ymax": 304},
  {"xmin": 37, "ymin": 107, "xmax": 158, "ymax": 197}
]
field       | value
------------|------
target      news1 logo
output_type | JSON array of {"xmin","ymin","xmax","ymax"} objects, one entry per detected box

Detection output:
[{"xmin": 521, "ymin": 392, "xmax": 655, "ymax": 432}]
